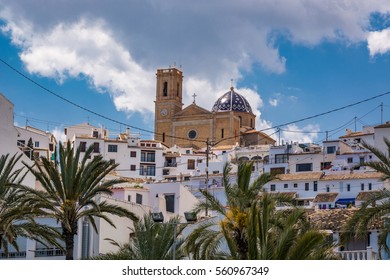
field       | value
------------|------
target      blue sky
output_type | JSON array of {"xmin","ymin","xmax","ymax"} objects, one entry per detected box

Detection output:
[{"xmin": 1, "ymin": 0, "xmax": 390, "ymax": 144}]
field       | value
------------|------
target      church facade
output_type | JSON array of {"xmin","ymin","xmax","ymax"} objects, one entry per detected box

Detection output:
[{"xmin": 154, "ymin": 67, "xmax": 275, "ymax": 149}]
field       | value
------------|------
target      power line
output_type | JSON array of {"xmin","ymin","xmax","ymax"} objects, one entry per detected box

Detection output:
[{"xmin": 2, "ymin": 57, "xmax": 390, "ymax": 144}]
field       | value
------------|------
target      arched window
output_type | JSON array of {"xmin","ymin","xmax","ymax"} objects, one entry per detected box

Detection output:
[
  {"xmin": 239, "ymin": 116, "xmax": 242, "ymax": 127},
  {"xmin": 162, "ymin": 132, "xmax": 165, "ymax": 143},
  {"xmin": 221, "ymin": 128, "xmax": 224, "ymax": 139}
]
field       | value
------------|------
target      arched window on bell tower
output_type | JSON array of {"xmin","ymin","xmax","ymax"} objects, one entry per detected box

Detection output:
[
  {"xmin": 163, "ymin": 82, "xmax": 168, "ymax": 96},
  {"xmin": 177, "ymin": 82, "xmax": 180, "ymax": 97},
  {"xmin": 239, "ymin": 116, "xmax": 242, "ymax": 127}
]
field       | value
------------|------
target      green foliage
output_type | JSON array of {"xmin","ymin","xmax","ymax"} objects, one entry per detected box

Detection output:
[
  {"xmin": 185, "ymin": 161, "xmax": 337, "ymax": 260},
  {"xmin": 92, "ymin": 214, "xmax": 187, "ymax": 260},
  {"xmin": 21, "ymin": 141, "xmax": 138, "ymax": 260}
]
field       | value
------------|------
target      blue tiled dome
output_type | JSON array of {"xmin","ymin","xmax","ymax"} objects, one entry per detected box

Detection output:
[{"xmin": 212, "ymin": 87, "xmax": 253, "ymax": 113}]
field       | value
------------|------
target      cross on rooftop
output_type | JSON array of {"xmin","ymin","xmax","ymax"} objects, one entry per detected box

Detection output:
[{"xmin": 192, "ymin": 93, "xmax": 197, "ymax": 104}]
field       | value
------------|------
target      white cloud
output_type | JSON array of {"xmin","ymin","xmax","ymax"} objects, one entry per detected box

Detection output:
[
  {"xmin": 280, "ymin": 123, "xmax": 320, "ymax": 144},
  {"xmin": 269, "ymin": 98, "xmax": 278, "ymax": 107},
  {"xmin": 367, "ymin": 28, "xmax": 390, "ymax": 56}
]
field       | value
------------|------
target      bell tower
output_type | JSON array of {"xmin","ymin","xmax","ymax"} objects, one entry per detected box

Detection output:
[{"xmin": 154, "ymin": 67, "xmax": 183, "ymax": 146}]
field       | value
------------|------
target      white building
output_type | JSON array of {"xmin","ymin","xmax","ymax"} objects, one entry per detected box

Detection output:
[{"xmin": 16, "ymin": 126, "xmax": 56, "ymax": 161}]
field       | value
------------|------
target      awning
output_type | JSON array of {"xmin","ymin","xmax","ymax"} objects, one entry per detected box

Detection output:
[{"xmin": 335, "ymin": 198, "xmax": 355, "ymax": 205}]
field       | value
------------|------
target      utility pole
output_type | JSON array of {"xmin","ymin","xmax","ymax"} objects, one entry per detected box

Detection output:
[{"xmin": 205, "ymin": 138, "xmax": 210, "ymax": 217}]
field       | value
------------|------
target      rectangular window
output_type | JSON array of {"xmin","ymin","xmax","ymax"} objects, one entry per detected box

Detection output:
[
  {"xmin": 284, "ymin": 183, "xmax": 288, "ymax": 189},
  {"xmin": 347, "ymin": 157, "xmax": 353, "ymax": 163},
  {"xmin": 305, "ymin": 183, "xmax": 309, "ymax": 191},
  {"xmin": 187, "ymin": 159, "xmax": 195, "ymax": 170},
  {"xmin": 326, "ymin": 186, "xmax": 330, "ymax": 192},
  {"xmin": 93, "ymin": 131, "xmax": 99, "ymax": 138},
  {"xmin": 79, "ymin": 142, "xmax": 87, "ymax": 152},
  {"xmin": 270, "ymin": 184, "xmax": 276, "ymax": 191},
  {"xmin": 127, "ymin": 195, "xmax": 131, "ymax": 202},
  {"xmin": 326, "ymin": 146, "xmax": 336, "ymax": 154},
  {"xmin": 347, "ymin": 184, "xmax": 351, "ymax": 192},
  {"xmin": 314, "ymin": 181, "xmax": 318, "ymax": 192},
  {"xmin": 141, "ymin": 151, "xmax": 155, "ymax": 162},
  {"xmin": 360, "ymin": 157, "xmax": 365, "ymax": 165},
  {"xmin": 361, "ymin": 183, "xmax": 364, "ymax": 191},
  {"xmin": 275, "ymin": 154, "xmax": 288, "ymax": 164},
  {"xmin": 108, "ymin": 144, "xmax": 118, "ymax": 152},
  {"xmin": 34, "ymin": 141, "xmax": 39, "ymax": 148},
  {"xmin": 165, "ymin": 194, "xmax": 175, "ymax": 213},
  {"xmin": 130, "ymin": 151, "xmax": 137, "ymax": 157},
  {"xmin": 93, "ymin": 142, "xmax": 100, "ymax": 153},
  {"xmin": 293, "ymin": 183, "xmax": 298, "ymax": 188},
  {"xmin": 136, "ymin": 193, "xmax": 142, "ymax": 204},
  {"xmin": 369, "ymin": 183, "xmax": 372, "ymax": 190},
  {"xmin": 139, "ymin": 165, "xmax": 156, "ymax": 176},
  {"xmin": 130, "ymin": 165, "xmax": 136, "ymax": 171},
  {"xmin": 296, "ymin": 163, "xmax": 313, "ymax": 172},
  {"xmin": 221, "ymin": 128, "xmax": 224, "ymax": 139}
]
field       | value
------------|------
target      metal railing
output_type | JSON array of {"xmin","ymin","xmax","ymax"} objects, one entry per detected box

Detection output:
[
  {"xmin": 0, "ymin": 251, "xmax": 26, "ymax": 259},
  {"xmin": 34, "ymin": 248, "xmax": 64, "ymax": 258}
]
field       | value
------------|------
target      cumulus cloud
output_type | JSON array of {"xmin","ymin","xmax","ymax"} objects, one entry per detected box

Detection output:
[
  {"xmin": 280, "ymin": 123, "xmax": 320, "ymax": 143},
  {"xmin": 367, "ymin": 28, "xmax": 390, "ymax": 56}
]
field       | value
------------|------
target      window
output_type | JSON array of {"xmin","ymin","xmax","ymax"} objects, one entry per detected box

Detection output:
[
  {"xmin": 369, "ymin": 183, "xmax": 372, "ymax": 190},
  {"xmin": 326, "ymin": 186, "xmax": 330, "ymax": 192},
  {"xmin": 130, "ymin": 165, "xmax": 136, "ymax": 171},
  {"xmin": 361, "ymin": 183, "xmax": 364, "ymax": 191},
  {"xmin": 187, "ymin": 159, "xmax": 195, "ymax": 170},
  {"xmin": 141, "ymin": 151, "xmax": 155, "ymax": 162},
  {"xmin": 34, "ymin": 141, "xmax": 40, "ymax": 148},
  {"xmin": 177, "ymin": 83, "xmax": 180, "ymax": 97},
  {"xmin": 127, "ymin": 195, "xmax": 131, "ymax": 202},
  {"xmin": 321, "ymin": 162, "xmax": 332, "ymax": 170},
  {"xmin": 163, "ymin": 132, "xmax": 165, "ymax": 143},
  {"xmin": 108, "ymin": 144, "xmax": 118, "ymax": 152},
  {"xmin": 93, "ymin": 131, "xmax": 99, "ymax": 138},
  {"xmin": 275, "ymin": 154, "xmax": 288, "ymax": 164},
  {"xmin": 136, "ymin": 193, "xmax": 143, "ymax": 204},
  {"xmin": 163, "ymin": 82, "xmax": 168, "ymax": 96},
  {"xmin": 347, "ymin": 157, "xmax": 353, "ymax": 164},
  {"xmin": 314, "ymin": 181, "xmax": 318, "ymax": 192},
  {"xmin": 93, "ymin": 142, "xmax": 100, "ymax": 153},
  {"xmin": 130, "ymin": 151, "xmax": 137, "ymax": 157},
  {"xmin": 270, "ymin": 184, "xmax": 276, "ymax": 191},
  {"xmin": 360, "ymin": 157, "xmax": 365, "ymax": 165},
  {"xmin": 305, "ymin": 183, "xmax": 309, "ymax": 191},
  {"xmin": 49, "ymin": 143, "xmax": 54, "ymax": 152},
  {"xmin": 165, "ymin": 194, "xmax": 175, "ymax": 213},
  {"xmin": 293, "ymin": 183, "xmax": 298, "ymax": 188},
  {"xmin": 109, "ymin": 159, "xmax": 115, "ymax": 165},
  {"xmin": 79, "ymin": 142, "xmax": 86, "ymax": 152},
  {"xmin": 221, "ymin": 128, "xmax": 224, "ymax": 139},
  {"xmin": 296, "ymin": 163, "xmax": 312, "ymax": 172},
  {"xmin": 284, "ymin": 183, "xmax": 288, "ymax": 189},
  {"xmin": 326, "ymin": 146, "xmax": 336, "ymax": 154},
  {"xmin": 188, "ymin": 130, "xmax": 197, "ymax": 139},
  {"xmin": 347, "ymin": 184, "xmax": 351, "ymax": 192},
  {"xmin": 139, "ymin": 165, "xmax": 156, "ymax": 176}
]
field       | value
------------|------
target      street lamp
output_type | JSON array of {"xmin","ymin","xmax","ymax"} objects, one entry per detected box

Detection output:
[{"xmin": 151, "ymin": 211, "xmax": 197, "ymax": 260}]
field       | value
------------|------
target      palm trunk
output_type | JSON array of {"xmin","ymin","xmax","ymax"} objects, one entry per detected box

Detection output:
[{"xmin": 65, "ymin": 232, "xmax": 75, "ymax": 260}]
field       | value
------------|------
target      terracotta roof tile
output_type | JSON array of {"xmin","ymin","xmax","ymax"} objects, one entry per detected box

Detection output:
[{"xmin": 313, "ymin": 192, "xmax": 338, "ymax": 203}]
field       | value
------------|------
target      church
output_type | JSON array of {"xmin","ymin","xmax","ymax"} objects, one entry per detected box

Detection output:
[{"xmin": 154, "ymin": 67, "xmax": 276, "ymax": 149}]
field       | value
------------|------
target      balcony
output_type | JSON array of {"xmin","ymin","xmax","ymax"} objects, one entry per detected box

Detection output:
[
  {"xmin": 164, "ymin": 161, "xmax": 177, "ymax": 167},
  {"xmin": 336, "ymin": 247, "xmax": 378, "ymax": 260},
  {"xmin": 34, "ymin": 248, "xmax": 64, "ymax": 258},
  {"xmin": 0, "ymin": 251, "xmax": 26, "ymax": 259}
]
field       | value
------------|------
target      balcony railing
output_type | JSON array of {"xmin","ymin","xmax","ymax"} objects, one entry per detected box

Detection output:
[
  {"xmin": 336, "ymin": 247, "xmax": 378, "ymax": 260},
  {"xmin": 0, "ymin": 251, "xmax": 26, "ymax": 259},
  {"xmin": 34, "ymin": 248, "xmax": 64, "ymax": 258},
  {"xmin": 164, "ymin": 162, "xmax": 177, "ymax": 167}
]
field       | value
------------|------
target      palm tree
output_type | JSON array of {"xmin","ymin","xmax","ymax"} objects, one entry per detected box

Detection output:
[
  {"xmin": 0, "ymin": 153, "xmax": 61, "ymax": 258},
  {"xmin": 185, "ymin": 161, "xmax": 337, "ymax": 260},
  {"xmin": 93, "ymin": 214, "xmax": 187, "ymax": 260},
  {"xmin": 184, "ymin": 161, "xmax": 275, "ymax": 259},
  {"xmin": 22, "ymin": 141, "xmax": 138, "ymax": 260},
  {"xmin": 341, "ymin": 137, "xmax": 390, "ymax": 258},
  {"xmin": 247, "ymin": 193, "xmax": 337, "ymax": 260}
]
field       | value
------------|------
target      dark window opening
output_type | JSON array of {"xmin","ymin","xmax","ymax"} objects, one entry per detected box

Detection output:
[{"xmin": 163, "ymin": 82, "xmax": 168, "ymax": 96}]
